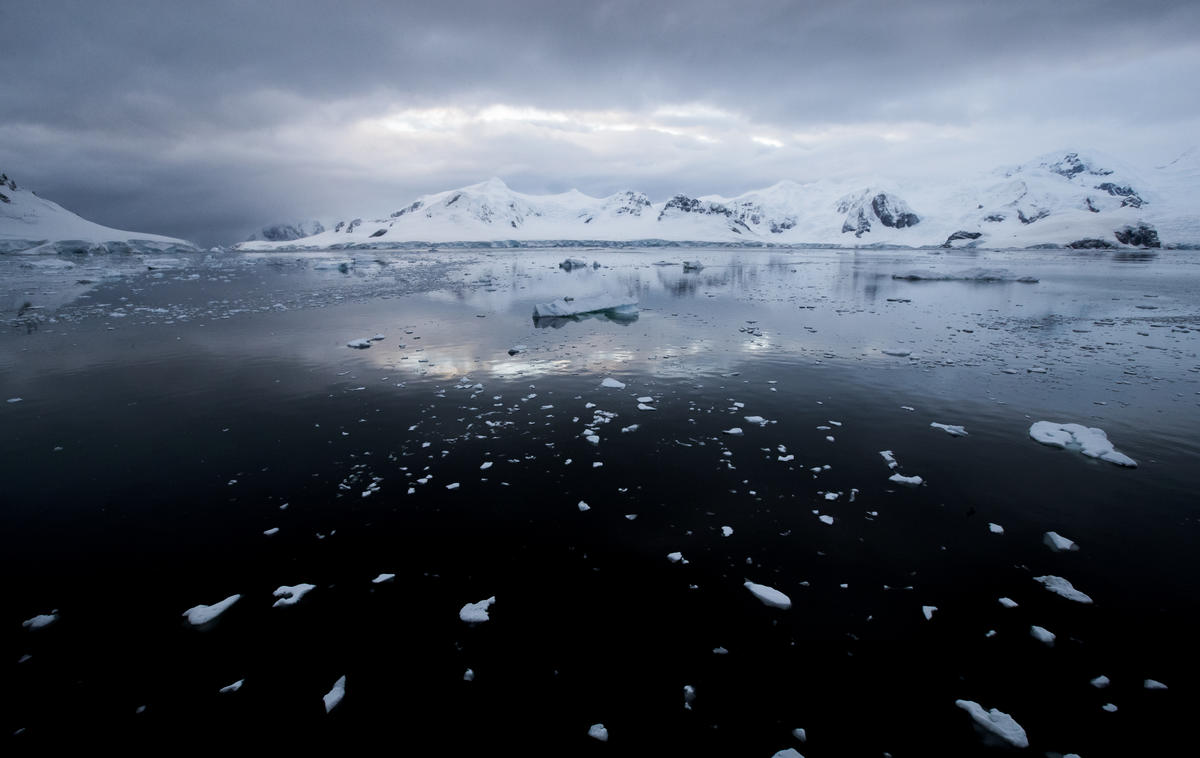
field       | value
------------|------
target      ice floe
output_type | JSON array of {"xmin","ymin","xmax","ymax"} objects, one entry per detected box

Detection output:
[
  {"xmin": 219, "ymin": 679, "xmax": 244, "ymax": 693},
  {"xmin": 371, "ymin": 573, "xmax": 395, "ymax": 584},
  {"xmin": 1043, "ymin": 531, "xmax": 1079, "ymax": 552},
  {"xmin": 1029, "ymin": 421, "xmax": 1137, "ymax": 467},
  {"xmin": 459, "ymin": 596, "xmax": 496, "ymax": 624},
  {"xmin": 1145, "ymin": 679, "xmax": 1168, "ymax": 690},
  {"xmin": 600, "ymin": 378, "xmax": 626, "ymax": 389},
  {"xmin": 22, "ymin": 612, "xmax": 58, "ymax": 630},
  {"xmin": 532, "ymin": 295, "xmax": 638, "ymax": 318},
  {"xmin": 723, "ymin": 427, "xmax": 744, "ymax": 435},
  {"xmin": 745, "ymin": 581, "xmax": 792, "ymax": 609},
  {"xmin": 922, "ymin": 605, "xmax": 937, "ymax": 620},
  {"xmin": 888, "ymin": 473, "xmax": 923, "ymax": 486},
  {"xmin": 1030, "ymin": 625, "xmax": 1056, "ymax": 645},
  {"xmin": 954, "ymin": 699, "xmax": 1029, "ymax": 748},
  {"xmin": 588, "ymin": 723, "xmax": 609, "ymax": 742},
  {"xmin": 323, "ymin": 675, "xmax": 346, "ymax": 713},
  {"xmin": 182, "ymin": 594, "xmax": 241, "ymax": 625},
  {"xmin": 879, "ymin": 450, "xmax": 898, "ymax": 469},
  {"xmin": 998, "ymin": 597, "xmax": 1018, "ymax": 608},
  {"xmin": 272, "ymin": 583, "xmax": 316, "ymax": 607},
  {"xmin": 771, "ymin": 749, "xmax": 804, "ymax": 758},
  {"xmin": 930, "ymin": 422, "xmax": 968, "ymax": 437},
  {"xmin": 988, "ymin": 523, "xmax": 1005, "ymax": 534},
  {"xmin": 1034, "ymin": 575, "xmax": 1093, "ymax": 604},
  {"xmin": 1090, "ymin": 675, "xmax": 1110, "ymax": 688},
  {"xmin": 721, "ymin": 526, "xmax": 734, "ymax": 537}
]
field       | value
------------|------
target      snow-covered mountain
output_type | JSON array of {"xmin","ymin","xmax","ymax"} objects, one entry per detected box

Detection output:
[
  {"xmin": 235, "ymin": 150, "xmax": 1199, "ymax": 251},
  {"xmin": 246, "ymin": 220, "xmax": 326, "ymax": 242},
  {"xmin": 0, "ymin": 171, "xmax": 197, "ymax": 254}
]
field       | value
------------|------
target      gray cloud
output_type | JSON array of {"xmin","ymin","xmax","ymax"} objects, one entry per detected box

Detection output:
[{"xmin": 2, "ymin": 0, "xmax": 1198, "ymax": 246}]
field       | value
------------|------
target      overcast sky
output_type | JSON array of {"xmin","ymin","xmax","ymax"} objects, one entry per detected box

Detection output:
[{"xmin": 2, "ymin": 0, "xmax": 1198, "ymax": 246}]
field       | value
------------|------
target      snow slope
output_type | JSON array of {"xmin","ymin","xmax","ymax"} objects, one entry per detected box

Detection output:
[
  {"xmin": 0, "ymin": 171, "xmax": 197, "ymax": 255},
  {"xmin": 235, "ymin": 150, "xmax": 1199, "ymax": 251}
]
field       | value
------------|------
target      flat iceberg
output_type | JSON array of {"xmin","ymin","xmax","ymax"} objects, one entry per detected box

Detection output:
[
  {"xmin": 1029, "ymin": 421, "xmax": 1136, "ymax": 467},
  {"xmin": 930, "ymin": 422, "xmax": 968, "ymax": 437},
  {"xmin": 1043, "ymin": 531, "xmax": 1079, "ymax": 552},
  {"xmin": 182, "ymin": 593, "xmax": 241, "ymax": 626},
  {"xmin": 600, "ymin": 377, "xmax": 626, "ymax": 389},
  {"xmin": 323, "ymin": 675, "xmax": 346, "ymax": 713},
  {"xmin": 588, "ymin": 723, "xmax": 609, "ymax": 741},
  {"xmin": 272, "ymin": 583, "xmax": 316, "ymax": 607},
  {"xmin": 745, "ymin": 581, "xmax": 792, "ymax": 609},
  {"xmin": 889, "ymin": 473, "xmax": 923, "ymax": 486},
  {"xmin": 459, "ymin": 596, "xmax": 496, "ymax": 624},
  {"xmin": 22, "ymin": 612, "xmax": 58, "ymax": 630},
  {"xmin": 1034, "ymin": 575, "xmax": 1093, "ymax": 604},
  {"xmin": 532, "ymin": 295, "xmax": 638, "ymax": 318},
  {"xmin": 954, "ymin": 699, "xmax": 1029, "ymax": 748}
]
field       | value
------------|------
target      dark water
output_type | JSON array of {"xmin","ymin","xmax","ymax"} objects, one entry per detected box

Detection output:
[{"xmin": 2, "ymin": 248, "xmax": 1198, "ymax": 754}]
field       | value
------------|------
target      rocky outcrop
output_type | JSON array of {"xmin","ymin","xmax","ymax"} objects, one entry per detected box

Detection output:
[
  {"xmin": 1094, "ymin": 182, "xmax": 1144, "ymax": 208},
  {"xmin": 248, "ymin": 220, "xmax": 325, "ymax": 242},
  {"xmin": 1043, "ymin": 152, "xmax": 1113, "ymax": 179},
  {"xmin": 837, "ymin": 190, "xmax": 920, "ymax": 238},
  {"xmin": 942, "ymin": 231, "xmax": 982, "ymax": 247},
  {"xmin": 1114, "ymin": 223, "xmax": 1160, "ymax": 248},
  {"xmin": 1067, "ymin": 238, "xmax": 1116, "ymax": 249}
]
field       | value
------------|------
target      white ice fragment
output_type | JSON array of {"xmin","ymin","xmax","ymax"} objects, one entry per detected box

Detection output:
[
  {"xmin": 1029, "ymin": 421, "xmax": 1136, "ymax": 467},
  {"xmin": 323, "ymin": 675, "xmax": 346, "ymax": 713},
  {"xmin": 1030, "ymin": 625, "xmax": 1056, "ymax": 645},
  {"xmin": 586, "ymin": 435, "xmax": 600, "ymax": 444},
  {"xmin": 621, "ymin": 424, "xmax": 639, "ymax": 433},
  {"xmin": 889, "ymin": 473, "xmax": 923, "ymax": 486},
  {"xmin": 930, "ymin": 422, "xmax": 968, "ymax": 437},
  {"xmin": 346, "ymin": 338, "xmax": 372, "ymax": 349},
  {"xmin": 637, "ymin": 396, "xmax": 653, "ymax": 403},
  {"xmin": 792, "ymin": 727, "xmax": 807, "ymax": 742},
  {"xmin": 998, "ymin": 597, "xmax": 1018, "ymax": 608},
  {"xmin": 219, "ymin": 679, "xmax": 244, "ymax": 694},
  {"xmin": 263, "ymin": 527, "xmax": 279, "ymax": 536},
  {"xmin": 879, "ymin": 450, "xmax": 898, "ymax": 469},
  {"xmin": 588, "ymin": 723, "xmax": 609, "ymax": 742},
  {"xmin": 1034, "ymin": 575, "xmax": 1093, "ymax": 604},
  {"xmin": 1043, "ymin": 531, "xmax": 1079, "ymax": 552},
  {"xmin": 772, "ymin": 750, "xmax": 804, "ymax": 758},
  {"xmin": 954, "ymin": 699, "xmax": 1029, "ymax": 748},
  {"xmin": 723, "ymin": 427, "xmax": 744, "ymax": 435},
  {"xmin": 1145, "ymin": 679, "xmax": 1168, "ymax": 690},
  {"xmin": 819, "ymin": 515, "xmax": 834, "ymax": 526},
  {"xmin": 1090, "ymin": 675, "xmax": 1110, "ymax": 688},
  {"xmin": 463, "ymin": 669, "xmax": 475, "ymax": 682},
  {"xmin": 371, "ymin": 573, "xmax": 395, "ymax": 584},
  {"xmin": 988, "ymin": 523, "xmax": 1004, "ymax": 534},
  {"xmin": 744, "ymin": 581, "xmax": 791, "ymax": 609},
  {"xmin": 743, "ymin": 415, "xmax": 768, "ymax": 426},
  {"xmin": 882, "ymin": 348, "xmax": 911, "ymax": 357},
  {"xmin": 683, "ymin": 684, "xmax": 696, "ymax": 709},
  {"xmin": 22, "ymin": 613, "xmax": 58, "ymax": 630},
  {"xmin": 578, "ymin": 501, "xmax": 590, "ymax": 512},
  {"xmin": 459, "ymin": 596, "xmax": 496, "ymax": 624},
  {"xmin": 182, "ymin": 594, "xmax": 241, "ymax": 626},
  {"xmin": 446, "ymin": 482, "xmax": 460, "ymax": 490},
  {"xmin": 7, "ymin": 397, "xmax": 23, "ymax": 403},
  {"xmin": 667, "ymin": 551, "xmax": 687, "ymax": 564},
  {"xmin": 533, "ymin": 296, "xmax": 637, "ymax": 319},
  {"xmin": 922, "ymin": 605, "xmax": 937, "ymax": 620},
  {"xmin": 721, "ymin": 526, "xmax": 733, "ymax": 537},
  {"xmin": 272, "ymin": 583, "xmax": 316, "ymax": 607},
  {"xmin": 601, "ymin": 378, "xmax": 626, "ymax": 389},
  {"xmin": 1102, "ymin": 703, "xmax": 1118, "ymax": 712},
  {"xmin": 636, "ymin": 404, "xmax": 655, "ymax": 412},
  {"xmin": 480, "ymin": 461, "xmax": 493, "ymax": 470}
]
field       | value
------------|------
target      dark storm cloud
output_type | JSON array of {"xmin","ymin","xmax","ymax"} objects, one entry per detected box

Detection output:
[{"xmin": 1, "ymin": 0, "xmax": 1198, "ymax": 245}]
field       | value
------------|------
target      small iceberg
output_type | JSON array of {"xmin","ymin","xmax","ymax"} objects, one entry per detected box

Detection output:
[
  {"xmin": 744, "ymin": 581, "xmax": 792, "ymax": 609},
  {"xmin": 1029, "ymin": 421, "xmax": 1136, "ymax": 467},
  {"xmin": 954, "ymin": 699, "xmax": 1029, "ymax": 748},
  {"xmin": 182, "ymin": 594, "xmax": 241, "ymax": 626},
  {"xmin": 533, "ymin": 295, "xmax": 638, "ymax": 319},
  {"xmin": 459, "ymin": 596, "xmax": 496, "ymax": 624},
  {"xmin": 558, "ymin": 258, "xmax": 589, "ymax": 270},
  {"xmin": 930, "ymin": 422, "xmax": 968, "ymax": 437},
  {"xmin": 323, "ymin": 675, "xmax": 346, "ymax": 713},
  {"xmin": 1034, "ymin": 575, "xmax": 1093, "ymax": 604}
]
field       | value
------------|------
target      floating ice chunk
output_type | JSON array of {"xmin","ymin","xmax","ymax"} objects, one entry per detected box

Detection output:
[
  {"xmin": 1029, "ymin": 421, "xmax": 1136, "ymax": 467},
  {"xmin": 988, "ymin": 523, "xmax": 1004, "ymax": 534},
  {"xmin": 721, "ymin": 526, "xmax": 733, "ymax": 537},
  {"xmin": 1145, "ymin": 679, "xmax": 1167, "ymax": 690},
  {"xmin": 219, "ymin": 679, "xmax": 244, "ymax": 693},
  {"xmin": 22, "ymin": 613, "xmax": 58, "ymax": 630},
  {"xmin": 507, "ymin": 344, "xmax": 526, "ymax": 356},
  {"xmin": 371, "ymin": 573, "xmax": 395, "ymax": 584},
  {"xmin": 263, "ymin": 527, "xmax": 279, "ymax": 536},
  {"xmin": 1043, "ymin": 531, "xmax": 1079, "ymax": 552},
  {"xmin": 954, "ymin": 699, "xmax": 1029, "ymax": 748},
  {"xmin": 182, "ymin": 594, "xmax": 241, "ymax": 625},
  {"xmin": 1034, "ymin": 575, "xmax": 1093, "ymax": 604},
  {"xmin": 460, "ymin": 596, "xmax": 495, "ymax": 624},
  {"xmin": 446, "ymin": 482, "xmax": 460, "ymax": 490},
  {"xmin": 1030, "ymin": 625, "xmax": 1056, "ymax": 645},
  {"xmin": 1090, "ymin": 675, "xmax": 1110, "ymax": 688},
  {"xmin": 743, "ymin": 415, "xmax": 769, "ymax": 426},
  {"xmin": 889, "ymin": 473, "xmax": 923, "ymax": 486},
  {"xmin": 480, "ymin": 461, "xmax": 493, "ymax": 470},
  {"xmin": 323, "ymin": 675, "xmax": 346, "ymax": 713},
  {"xmin": 998, "ymin": 597, "xmax": 1018, "ymax": 608},
  {"xmin": 791, "ymin": 727, "xmax": 807, "ymax": 742},
  {"xmin": 463, "ymin": 668, "xmax": 475, "ymax": 682},
  {"xmin": 882, "ymin": 349, "xmax": 911, "ymax": 357},
  {"xmin": 586, "ymin": 435, "xmax": 601, "ymax": 443},
  {"xmin": 682, "ymin": 261, "xmax": 704, "ymax": 271},
  {"xmin": 533, "ymin": 296, "xmax": 638, "ymax": 318},
  {"xmin": 778, "ymin": 454, "xmax": 794, "ymax": 462},
  {"xmin": 818, "ymin": 515, "xmax": 834, "ymax": 526},
  {"xmin": 1102, "ymin": 703, "xmax": 1118, "ymax": 712},
  {"xmin": 588, "ymin": 723, "xmax": 609, "ymax": 742},
  {"xmin": 667, "ymin": 552, "xmax": 687, "ymax": 564},
  {"xmin": 346, "ymin": 338, "xmax": 372, "ymax": 349},
  {"xmin": 601, "ymin": 378, "xmax": 626, "ymax": 389},
  {"xmin": 683, "ymin": 684, "xmax": 696, "ymax": 709},
  {"xmin": 620, "ymin": 424, "xmax": 639, "ymax": 433},
  {"xmin": 921, "ymin": 605, "xmax": 937, "ymax": 620},
  {"xmin": 930, "ymin": 422, "xmax": 968, "ymax": 437},
  {"xmin": 272, "ymin": 583, "xmax": 316, "ymax": 607},
  {"xmin": 744, "ymin": 581, "xmax": 791, "ymax": 609},
  {"xmin": 7, "ymin": 397, "xmax": 23, "ymax": 403},
  {"xmin": 559, "ymin": 258, "xmax": 588, "ymax": 270},
  {"xmin": 578, "ymin": 501, "xmax": 590, "ymax": 512},
  {"xmin": 723, "ymin": 427, "xmax": 744, "ymax": 435},
  {"xmin": 879, "ymin": 450, "xmax": 898, "ymax": 469},
  {"xmin": 637, "ymin": 396, "xmax": 653, "ymax": 403},
  {"xmin": 771, "ymin": 749, "xmax": 804, "ymax": 758}
]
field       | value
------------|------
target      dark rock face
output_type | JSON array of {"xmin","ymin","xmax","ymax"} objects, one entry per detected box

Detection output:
[
  {"xmin": 768, "ymin": 218, "xmax": 796, "ymax": 233},
  {"xmin": 871, "ymin": 194, "xmax": 919, "ymax": 228},
  {"xmin": 1114, "ymin": 223, "xmax": 1160, "ymax": 248},
  {"xmin": 369, "ymin": 228, "xmax": 387, "ymax": 237},
  {"xmin": 254, "ymin": 221, "xmax": 326, "ymax": 241},
  {"xmin": 942, "ymin": 231, "xmax": 983, "ymax": 247},
  {"xmin": 1067, "ymin": 238, "xmax": 1116, "ymax": 249},
  {"xmin": 391, "ymin": 201, "xmax": 423, "ymax": 218},
  {"xmin": 657, "ymin": 194, "xmax": 731, "ymax": 221},
  {"xmin": 346, "ymin": 218, "xmax": 362, "ymax": 233},
  {"xmin": 984, "ymin": 213, "xmax": 1006, "ymax": 222},
  {"xmin": 0, "ymin": 172, "xmax": 14, "ymax": 201},
  {"xmin": 608, "ymin": 191, "xmax": 651, "ymax": 215},
  {"xmin": 334, "ymin": 221, "xmax": 345, "ymax": 232},
  {"xmin": 1018, "ymin": 208, "xmax": 1050, "ymax": 225},
  {"xmin": 1045, "ymin": 152, "xmax": 1112, "ymax": 179},
  {"xmin": 1085, "ymin": 198, "xmax": 1100, "ymax": 213},
  {"xmin": 1094, "ymin": 182, "xmax": 1144, "ymax": 208},
  {"xmin": 842, "ymin": 208, "xmax": 871, "ymax": 237}
]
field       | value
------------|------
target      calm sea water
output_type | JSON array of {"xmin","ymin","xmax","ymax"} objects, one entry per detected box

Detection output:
[{"xmin": 2, "ymin": 248, "xmax": 1198, "ymax": 753}]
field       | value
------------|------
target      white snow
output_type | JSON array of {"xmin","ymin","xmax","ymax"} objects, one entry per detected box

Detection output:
[
  {"xmin": 889, "ymin": 473, "xmax": 923, "ymax": 486},
  {"xmin": 459, "ymin": 596, "xmax": 496, "ymax": 624},
  {"xmin": 22, "ymin": 613, "xmax": 58, "ymax": 630},
  {"xmin": 1034, "ymin": 575, "xmax": 1094, "ymax": 604},
  {"xmin": 600, "ymin": 378, "xmax": 626, "ymax": 389},
  {"xmin": 1029, "ymin": 421, "xmax": 1137, "ymax": 467},
  {"xmin": 182, "ymin": 594, "xmax": 241, "ymax": 625},
  {"xmin": 533, "ymin": 295, "xmax": 638, "ymax": 318},
  {"xmin": 272, "ymin": 583, "xmax": 316, "ymax": 607},
  {"xmin": 954, "ymin": 699, "xmax": 1029, "ymax": 748},
  {"xmin": 930, "ymin": 422, "xmax": 968, "ymax": 437},
  {"xmin": 1043, "ymin": 531, "xmax": 1079, "ymax": 552},
  {"xmin": 588, "ymin": 723, "xmax": 609, "ymax": 742},
  {"xmin": 323, "ymin": 675, "xmax": 346, "ymax": 713},
  {"xmin": 1030, "ymin": 625, "xmax": 1056, "ymax": 645},
  {"xmin": 744, "ymin": 581, "xmax": 792, "ymax": 609}
]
